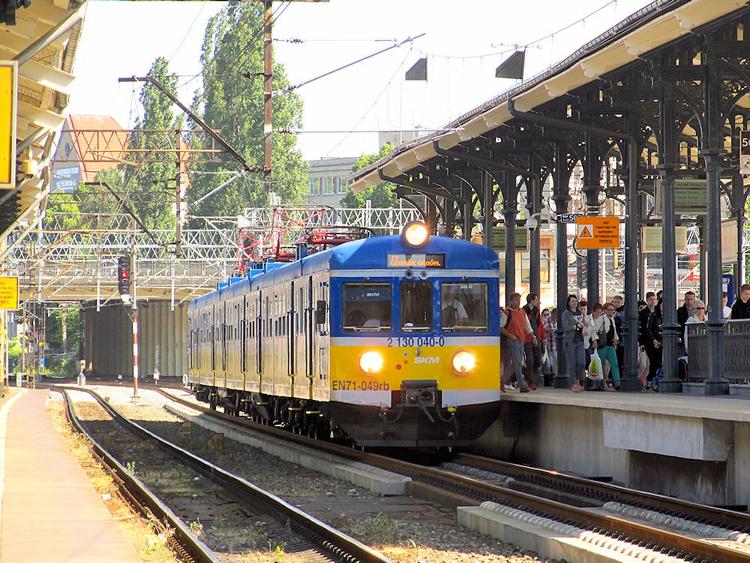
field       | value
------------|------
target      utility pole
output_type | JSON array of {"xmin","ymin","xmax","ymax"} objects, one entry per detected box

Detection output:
[
  {"xmin": 263, "ymin": 0, "xmax": 273, "ymax": 185},
  {"xmin": 130, "ymin": 232, "xmax": 139, "ymax": 400},
  {"xmin": 175, "ymin": 134, "xmax": 189, "ymax": 257}
]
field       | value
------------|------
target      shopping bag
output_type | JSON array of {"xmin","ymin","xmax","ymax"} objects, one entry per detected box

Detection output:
[{"xmin": 587, "ymin": 350, "xmax": 603, "ymax": 379}]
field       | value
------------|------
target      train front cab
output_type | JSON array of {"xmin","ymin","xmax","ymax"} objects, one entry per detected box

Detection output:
[{"xmin": 327, "ymin": 246, "xmax": 501, "ymax": 447}]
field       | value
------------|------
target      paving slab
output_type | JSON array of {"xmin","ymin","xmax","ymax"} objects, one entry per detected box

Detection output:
[{"xmin": 0, "ymin": 390, "xmax": 141, "ymax": 563}]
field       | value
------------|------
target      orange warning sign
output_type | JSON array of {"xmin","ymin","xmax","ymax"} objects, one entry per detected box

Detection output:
[{"xmin": 575, "ymin": 216, "xmax": 620, "ymax": 249}]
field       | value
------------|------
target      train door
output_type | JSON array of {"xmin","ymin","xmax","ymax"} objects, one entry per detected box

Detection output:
[
  {"xmin": 311, "ymin": 275, "xmax": 330, "ymax": 398},
  {"xmin": 210, "ymin": 304, "xmax": 216, "ymax": 384},
  {"xmin": 221, "ymin": 301, "xmax": 227, "ymax": 389},
  {"xmin": 297, "ymin": 285, "xmax": 305, "ymax": 394},
  {"xmin": 288, "ymin": 281, "xmax": 296, "ymax": 383},
  {"xmin": 305, "ymin": 276, "xmax": 313, "ymax": 381},
  {"xmin": 241, "ymin": 295, "xmax": 247, "ymax": 389},
  {"xmin": 264, "ymin": 293, "xmax": 273, "ymax": 395}
]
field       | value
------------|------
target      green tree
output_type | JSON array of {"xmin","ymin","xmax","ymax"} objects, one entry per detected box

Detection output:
[
  {"xmin": 340, "ymin": 144, "xmax": 398, "ymax": 208},
  {"xmin": 127, "ymin": 57, "xmax": 180, "ymax": 229},
  {"xmin": 188, "ymin": 4, "xmax": 307, "ymax": 217}
]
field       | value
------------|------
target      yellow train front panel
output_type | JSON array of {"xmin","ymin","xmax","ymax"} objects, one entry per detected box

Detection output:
[{"xmin": 329, "ymin": 336, "xmax": 500, "ymax": 407}]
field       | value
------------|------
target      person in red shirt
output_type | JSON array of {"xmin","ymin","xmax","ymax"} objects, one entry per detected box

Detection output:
[{"xmin": 501, "ymin": 292, "xmax": 536, "ymax": 393}]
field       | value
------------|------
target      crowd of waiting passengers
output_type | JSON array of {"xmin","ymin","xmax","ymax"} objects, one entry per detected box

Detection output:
[{"xmin": 500, "ymin": 284, "xmax": 750, "ymax": 393}]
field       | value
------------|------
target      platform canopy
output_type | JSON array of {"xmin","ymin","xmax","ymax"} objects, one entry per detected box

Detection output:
[
  {"xmin": 349, "ymin": 0, "xmax": 750, "ymax": 394},
  {"xmin": 0, "ymin": 0, "xmax": 85, "ymax": 255},
  {"xmin": 350, "ymin": 0, "xmax": 747, "ymax": 191}
]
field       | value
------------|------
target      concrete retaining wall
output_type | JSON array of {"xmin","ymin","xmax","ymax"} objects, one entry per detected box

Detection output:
[{"xmin": 474, "ymin": 400, "xmax": 750, "ymax": 507}]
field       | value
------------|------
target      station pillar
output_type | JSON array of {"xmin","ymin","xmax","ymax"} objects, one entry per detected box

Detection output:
[
  {"xmin": 552, "ymin": 143, "xmax": 570, "ymax": 388},
  {"xmin": 657, "ymin": 94, "xmax": 681, "ymax": 393}
]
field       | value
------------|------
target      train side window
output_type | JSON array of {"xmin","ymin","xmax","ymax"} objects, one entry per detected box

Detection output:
[
  {"xmin": 342, "ymin": 283, "xmax": 391, "ymax": 332},
  {"xmin": 441, "ymin": 282, "xmax": 488, "ymax": 332},
  {"xmin": 400, "ymin": 281, "xmax": 433, "ymax": 332}
]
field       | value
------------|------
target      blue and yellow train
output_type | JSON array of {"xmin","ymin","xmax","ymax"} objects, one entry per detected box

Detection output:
[{"xmin": 187, "ymin": 222, "xmax": 501, "ymax": 447}]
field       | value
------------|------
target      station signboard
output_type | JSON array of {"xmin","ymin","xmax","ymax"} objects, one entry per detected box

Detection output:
[
  {"xmin": 557, "ymin": 213, "xmax": 581, "ymax": 224},
  {"xmin": 741, "ymin": 130, "xmax": 750, "ymax": 176},
  {"xmin": 641, "ymin": 226, "xmax": 688, "ymax": 254},
  {"xmin": 0, "ymin": 61, "xmax": 17, "ymax": 190},
  {"xmin": 490, "ymin": 226, "xmax": 528, "ymax": 251},
  {"xmin": 654, "ymin": 178, "xmax": 707, "ymax": 215},
  {"xmin": 0, "ymin": 277, "xmax": 18, "ymax": 309},
  {"xmin": 575, "ymin": 216, "xmax": 620, "ymax": 249}
]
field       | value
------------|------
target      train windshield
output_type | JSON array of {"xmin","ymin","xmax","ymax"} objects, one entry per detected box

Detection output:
[
  {"xmin": 400, "ymin": 281, "xmax": 433, "ymax": 332},
  {"xmin": 441, "ymin": 282, "xmax": 488, "ymax": 332},
  {"xmin": 342, "ymin": 283, "xmax": 392, "ymax": 332}
]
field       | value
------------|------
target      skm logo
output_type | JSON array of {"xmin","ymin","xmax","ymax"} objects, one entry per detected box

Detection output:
[{"xmin": 414, "ymin": 356, "xmax": 440, "ymax": 365}]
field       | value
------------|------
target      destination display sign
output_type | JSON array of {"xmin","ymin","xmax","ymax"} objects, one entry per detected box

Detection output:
[{"xmin": 387, "ymin": 253, "xmax": 445, "ymax": 268}]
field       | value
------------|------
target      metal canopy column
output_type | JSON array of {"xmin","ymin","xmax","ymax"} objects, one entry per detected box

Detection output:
[
  {"xmin": 502, "ymin": 170, "xmax": 518, "ymax": 301},
  {"xmin": 658, "ymin": 91, "xmax": 681, "ymax": 393},
  {"xmin": 621, "ymin": 117, "xmax": 642, "ymax": 391},
  {"xmin": 553, "ymin": 143, "xmax": 570, "ymax": 387},
  {"xmin": 482, "ymin": 171, "xmax": 494, "ymax": 248},
  {"xmin": 527, "ymin": 169, "xmax": 541, "ymax": 297},
  {"xmin": 583, "ymin": 133, "xmax": 600, "ymax": 304},
  {"xmin": 702, "ymin": 39, "xmax": 728, "ymax": 395}
]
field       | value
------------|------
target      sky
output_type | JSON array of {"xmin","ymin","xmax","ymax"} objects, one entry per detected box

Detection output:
[{"xmin": 67, "ymin": 0, "xmax": 654, "ymax": 161}]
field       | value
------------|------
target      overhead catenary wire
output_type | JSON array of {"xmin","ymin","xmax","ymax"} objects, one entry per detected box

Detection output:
[
  {"xmin": 167, "ymin": 3, "xmax": 207, "ymax": 64},
  {"xmin": 278, "ymin": 33, "xmax": 426, "ymax": 95},
  {"xmin": 323, "ymin": 47, "xmax": 416, "ymax": 156}
]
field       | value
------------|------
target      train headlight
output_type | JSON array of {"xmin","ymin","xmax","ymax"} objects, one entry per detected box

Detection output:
[
  {"xmin": 452, "ymin": 351, "xmax": 476, "ymax": 375},
  {"xmin": 402, "ymin": 221, "xmax": 429, "ymax": 248},
  {"xmin": 360, "ymin": 351, "xmax": 384, "ymax": 374}
]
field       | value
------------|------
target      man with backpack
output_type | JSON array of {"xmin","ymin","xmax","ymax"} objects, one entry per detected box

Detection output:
[{"xmin": 501, "ymin": 292, "xmax": 535, "ymax": 393}]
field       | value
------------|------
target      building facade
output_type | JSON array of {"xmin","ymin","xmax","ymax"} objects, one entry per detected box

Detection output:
[
  {"xmin": 50, "ymin": 115, "xmax": 127, "ymax": 192},
  {"xmin": 306, "ymin": 157, "xmax": 358, "ymax": 207}
]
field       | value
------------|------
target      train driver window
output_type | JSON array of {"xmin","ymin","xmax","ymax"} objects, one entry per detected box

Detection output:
[
  {"xmin": 441, "ymin": 282, "xmax": 488, "ymax": 332},
  {"xmin": 400, "ymin": 281, "xmax": 432, "ymax": 332},
  {"xmin": 342, "ymin": 283, "xmax": 391, "ymax": 332}
]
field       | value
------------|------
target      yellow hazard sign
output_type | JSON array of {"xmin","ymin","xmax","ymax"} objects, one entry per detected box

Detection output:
[
  {"xmin": 0, "ymin": 277, "xmax": 18, "ymax": 309},
  {"xmin": 0, "ymin": 61, "xmax": 17, "ymax": 190},
  {"xmin": 575, "ymin": 216, "xmax": 620, "ymax": 249}
]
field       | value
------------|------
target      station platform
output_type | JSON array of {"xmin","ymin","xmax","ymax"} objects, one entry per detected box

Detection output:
[
  {"xmin": 476, "ymin": 388, "xmax": 750, "ymax": 509},
  {"xmin": 0, "ymin": 389, "xmax": 140, "ymax": 562}
]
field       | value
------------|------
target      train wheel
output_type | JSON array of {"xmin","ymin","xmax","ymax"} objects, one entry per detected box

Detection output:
[{"xmin": 209, "ymin": 393, "xmax": 218, "ymax": 411}]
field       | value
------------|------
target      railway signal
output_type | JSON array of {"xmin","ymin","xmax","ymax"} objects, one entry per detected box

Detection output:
[{"xmin": 117, "ymin": 256, "xmax": 130, "ymax": 296}]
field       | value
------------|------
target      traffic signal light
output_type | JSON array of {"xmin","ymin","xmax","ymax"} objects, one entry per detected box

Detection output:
[{"xmin": 117, "ymin": 256, "xmax": 131, "ymax": 295}]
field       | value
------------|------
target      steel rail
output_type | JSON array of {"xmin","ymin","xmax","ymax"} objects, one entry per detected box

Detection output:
[
  {"xmin": 148, "ymin": 386, "xmax": 750, "ymax": 562},
  {"xmin": 59, "ymin": 388, "xmax": 220, "ymax": 563},
  {"xmin": 456, "ymin": 452, "xmax": 750, "ymax": 533},
  {"xmin": 64, "ymin": 386, "xmax": 389, "ymax": 563}
]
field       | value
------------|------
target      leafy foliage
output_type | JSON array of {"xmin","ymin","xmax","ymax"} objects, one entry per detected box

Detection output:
[
  {"xmin": 127, "ymin": 57, "xmax": 181, "ymax": 229},
  {"xmin": 340, "ymin": 144, "xmax": 397, "ymax": 208},
  {"xmin": 188, "ymin": 4, "xmax": 308, "ymax": 217}
]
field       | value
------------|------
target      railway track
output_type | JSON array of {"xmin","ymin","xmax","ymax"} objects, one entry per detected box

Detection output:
[
  {"xmin": 142, "ymin": 385, "xmax": 750, "ymax": 562},
  {"xmin": 60, "ymin": 386, "xmax": 388, "ymax": 563},
  {"xmin": 61, "ymin": 388, "xmax": 219, "ymax": 563}
]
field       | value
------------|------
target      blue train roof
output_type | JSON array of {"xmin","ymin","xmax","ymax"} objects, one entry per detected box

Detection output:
[{"xmin": 189, "ymin": 235, "xmax": 499, "ymax": 309}]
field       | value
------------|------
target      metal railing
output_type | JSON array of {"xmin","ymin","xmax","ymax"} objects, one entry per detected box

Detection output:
[{"xmin": 685, "ymin": 320, "xmax": 750, "ymax": 384}]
